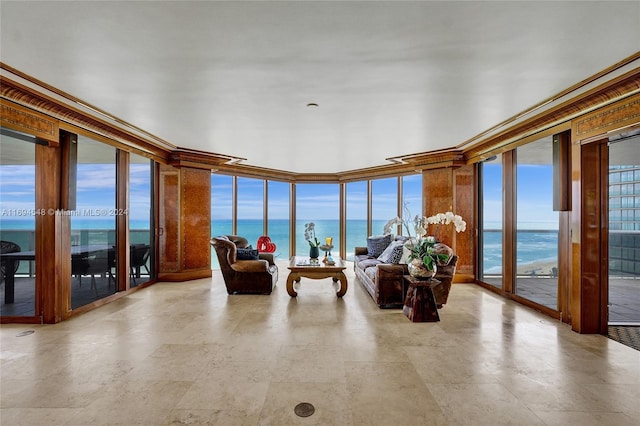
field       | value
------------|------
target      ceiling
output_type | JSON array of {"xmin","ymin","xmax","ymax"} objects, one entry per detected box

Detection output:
[{"xmin": 1, "ymin": 1, "xmax": 639, "ymax": 174}]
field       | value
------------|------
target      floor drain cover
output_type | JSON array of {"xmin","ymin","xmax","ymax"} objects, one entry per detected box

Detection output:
[
  {"xmin": 294, "ymin": 402, "xmax": 315, "ymax": 417},
  {"xmin": 15, "ymin": 330, "xmax": 35, "ymax": 337}
]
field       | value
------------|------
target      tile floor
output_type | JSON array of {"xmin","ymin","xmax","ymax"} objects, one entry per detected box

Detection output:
[{"xmin": 1, "ymin": 263, "xmax": 639, "ymax": 425}]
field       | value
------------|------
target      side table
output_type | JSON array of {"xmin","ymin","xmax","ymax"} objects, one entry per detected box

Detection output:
[{"xmin": 402, "ymin": 275, "xmax": 441, "ymax": 322}]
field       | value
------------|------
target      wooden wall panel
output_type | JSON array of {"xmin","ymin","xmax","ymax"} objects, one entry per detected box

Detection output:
[
  {"xmin": 181, "ymin": 168, "xmax": 211, "ymax": 270},
  {"xmin": 158, "ymin": 164, "xmax": 211, "ymax": 281},
  {"xmin": 422, "ymin": 167, "xmax": 474, "ymax": 282},
  {"xmin": 159, "ymin": 165, "xmax": 180, "ymax": 273},
  {"xmin": 423, "ymin": 168, "xmax": 454, "ymax": 219}
]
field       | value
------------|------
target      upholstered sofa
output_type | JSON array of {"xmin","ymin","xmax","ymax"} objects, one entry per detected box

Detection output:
[
  {"xmin": 354, "ymin": 235, "xmax": 458, "ymax": 308},
  {"xmin": 211, "ymin": 235, "xmax": 278, "ymax": 295}
]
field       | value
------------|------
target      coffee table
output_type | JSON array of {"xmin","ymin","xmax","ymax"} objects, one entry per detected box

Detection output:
[{"xmin": 286, "ymin": 256, "xmax": 348, "ymax": 297}]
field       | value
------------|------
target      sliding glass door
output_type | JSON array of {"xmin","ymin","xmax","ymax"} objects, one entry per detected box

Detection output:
[
  {"xmin": 71, "ymin": 136, "xmax": 117, "ymax": 309},
  {"xmin": 515, "ymin": 138, "xmax": 558, "ymax": 310},
  {"xmin": 608, "ymin": 134, "xmax": 640, "ymax": 324},
  {"xmin": 479, "ymin": 154, "xmax": 503, "ymax": 288},
  {"xmin": 0, "ymin": 129, "xmax": 37, "ymax": 317},
  {"xmin": 129, "ymin": 153, "xmax": 153, "ymax": 288}
]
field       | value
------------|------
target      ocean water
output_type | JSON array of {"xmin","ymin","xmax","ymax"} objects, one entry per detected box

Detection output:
[
  {"xmin": 210, "ymin": 220, "xmax": 559, "ymax": 271},
  {"xmin": 483, "ymin": 230, "xmax": 558, "ymax": 273},
  {"xmin": 1, "ymin": 218, "xmax": 559, "ymax": 272},
  {"xmin": 211, "ymin": 219, "xmax": 387, "ymax": 260}
]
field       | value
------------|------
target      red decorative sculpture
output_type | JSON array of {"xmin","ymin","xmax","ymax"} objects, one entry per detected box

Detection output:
[{"xmin": 257, "ymin": 235, "xmax": 277, "ymax": 253}]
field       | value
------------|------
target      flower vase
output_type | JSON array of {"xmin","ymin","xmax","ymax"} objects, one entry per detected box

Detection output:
[
  {"xmin": 309, "ymin": 246, "xmax": 320, "ymax": 260},
  {"xmin": 408, "ymin": 259, "xmax": 437, "ymax": 280}
]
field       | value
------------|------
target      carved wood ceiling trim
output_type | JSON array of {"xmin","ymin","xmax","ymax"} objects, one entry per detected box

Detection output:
[
  {"xmin": 1, "ymin": 76, "xmax": 170, "ymax": 162},
  {"xmin": 573, "ymin": 93, "xmax": 640, "ymax": 142},
  {"xmin": 463, "ymin": 70, "xmax": 640, "ymax": 161},
  {"xmin": 0, "ymin": 99, "xmax": 58, "ymax": 142}
]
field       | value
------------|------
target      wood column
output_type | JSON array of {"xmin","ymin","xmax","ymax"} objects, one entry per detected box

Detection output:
[
  {"xmin": 116, "ymin": 151, "xmax": 130, "ymax": 291},
  {"xmin": 453, "ymin": 164, "xmax": 474, "ymax": 282},
  {"xmin": 36, "ymin": 142, "xmax": 70, "ymax": 323},
  {"xmin": 158, "ymin": 164, "xmax": 211, "ymax": 281},
  {"xmin": 570, "ymin": 140, "xmax": 609, "ymax": 333},
  {"xmin": 503, "ymin": 150, "xmax": 516, "ymax": 295}
]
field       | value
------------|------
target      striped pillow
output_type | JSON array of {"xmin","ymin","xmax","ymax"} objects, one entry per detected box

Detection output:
[
  {"xmin": 377, "ymin": 240, "xmax": 404, "ymax": 264},
  {"xmin": 367, "ymin": 234, "xmax": 393, "ymax": 258}
]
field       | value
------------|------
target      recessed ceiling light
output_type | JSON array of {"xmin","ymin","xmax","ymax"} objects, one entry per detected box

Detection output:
[{"xmin": 306, "ymin": 103, "xmax": 319, "ymax": 107}]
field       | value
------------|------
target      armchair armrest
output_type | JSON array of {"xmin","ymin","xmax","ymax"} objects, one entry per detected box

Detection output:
[
  {"xmin": 258, "ymin": 253, "xmax": 275, "ymax": 265},
  {"xmin": 231, "ymin": 259, "xmax": 270, "ymax": 273},
  {"xmin": 355, "ymin": 246, "xmax": 368, "ymax": 256}
]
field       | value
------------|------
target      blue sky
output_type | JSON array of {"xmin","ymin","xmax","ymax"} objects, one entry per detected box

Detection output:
[
  {"xmin": 1, "ymin": 158, "xmax": 555, "ymax": 230},
  {"xmin": 0, "ymin": 163, "xmax": 151, "ymax": 226},
  {"xmin": 483, "ymin": 162, "xmax": 558, "ymax": 229},
  {"xmin": 210, "ymin": 174, "xmax": 423, "ymax": 221}
]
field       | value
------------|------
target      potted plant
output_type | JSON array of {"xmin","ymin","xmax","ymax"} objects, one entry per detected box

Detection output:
[{"xmin": 304, "ymin": 222, "xmax": 320, "ymax": 259}]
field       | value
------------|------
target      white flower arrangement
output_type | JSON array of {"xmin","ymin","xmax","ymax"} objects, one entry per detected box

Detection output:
[
  {"xmin": 304, "ymin": 222, "xmax": 320, "ymax": 247},
  {"xmin": 424, "ymin": 211, "xmax": 467, "ymax": 233},
  {"xmin": 384, "ymin": 205, "xmax": 466, "ymax": 270},
  {"xmin": 384, "ymin": 210, "xmax": 466, "ymax": 237}
]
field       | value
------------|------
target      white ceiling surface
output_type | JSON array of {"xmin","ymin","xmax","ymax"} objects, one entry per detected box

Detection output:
[{"xmin": 1, "ymin": 1, "xmax": 639, "ymax": 174}]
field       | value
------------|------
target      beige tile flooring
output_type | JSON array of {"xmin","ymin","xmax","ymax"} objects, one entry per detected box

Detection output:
[{"xmin": 1, "ymin": 262, "xmax": 639, "ymax": 425}]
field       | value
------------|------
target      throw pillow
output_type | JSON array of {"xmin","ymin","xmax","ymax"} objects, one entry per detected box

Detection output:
[
  {"xmin": 377, "ymin": 240, "xmax": 404, "ymax": 264},
  {"xmin": 367, "ymin": 234, "xmax": 393, "ymax": 258},
  {"xmin": 236, "ymin": 248, "xmax": 259, "ymax": 260}
]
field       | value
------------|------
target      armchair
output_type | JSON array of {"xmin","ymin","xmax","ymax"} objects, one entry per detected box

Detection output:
[{"xmin": 211, "ymin": 235, "xmax": 278, "ymax": 295}]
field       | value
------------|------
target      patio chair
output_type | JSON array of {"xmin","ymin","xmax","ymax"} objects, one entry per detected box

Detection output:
[
  {"xmin": 0, "ymin": 240, "xmax": 21, "ymax": 283},
  {"xmin": 130, "ymin": 244, "xmax": 150, "ymax": 284}
]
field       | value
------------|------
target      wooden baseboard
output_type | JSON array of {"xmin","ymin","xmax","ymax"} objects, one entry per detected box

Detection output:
[
  {"xmin": 453, "ymin": 273, "xmax": 475, "ymax": 283},
  {"xmin": 158, "ymin": 268, "xmax": 212, "ymax": 282}
]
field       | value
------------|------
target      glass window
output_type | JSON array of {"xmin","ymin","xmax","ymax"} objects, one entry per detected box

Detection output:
[
  {"xmin": 236, "ymin": 177, "xmax": 264, "ymax": 248},
  {"xmin": 211, "ymin": 174, "xmax": 233, "ymax": 269},
  {"xmin": 129, "ymin": 153, "xmax": 153, "ymax": 288},
  {"xmin": 402, "ymin": 174, "xmax": 422, "ymax": 223},
  {"xmin": 71, "ymin": 136, "xmax": 117, "ymax": 309},
  {"xmin": 0, "ymin": 129, "xmax": 36, "ymax": 316},
  {"xmin": 346, "ymin": 181, "xmax": 367, "ymax": 261},
  {"xmin": 515, "ymin": 138, "xmax": 558, "ymax": 309},
  {"xmin": 296, "ymin": 184, "xmax": 339, "ymax": 256},
  {"xmin": 211, "ymin": 174, "xmax": 233, "ymax": 237},
  {"xmin": 267, "ymin": 180, "xmax": 289, "ymax": 259},
  {"xmin": 480, "ymin": 154, "xmax": 503, "ymax": 288},
  {"xmin": 371, "ymin": 177, "xmax": 398, "ymax": 236}
]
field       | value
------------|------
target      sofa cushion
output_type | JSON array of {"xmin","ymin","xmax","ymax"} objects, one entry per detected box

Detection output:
[
  {"xmin": 367, "ymin": 234, "xmax": 393, "ymax": 257},
  {"xmin": 377, "ymin": 240, "xmax": 404, "ymax": 264},
  {"xmin": 237, "ymin": 248, "xmax": 259, "ymax": 260},
  {"xmin": 358, "ymin": 258, "xmax": 383, "ymax": 269},
  {"xmin": 364, "ymin": 265, "xmax": 378, "ymax": 282}
]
